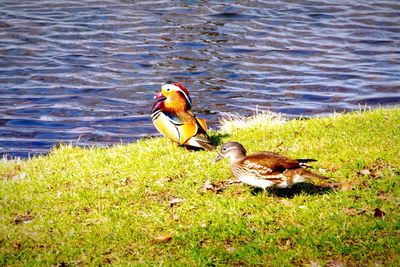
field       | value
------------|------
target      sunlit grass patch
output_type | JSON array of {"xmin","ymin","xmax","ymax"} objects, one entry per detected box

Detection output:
[
  {"xmin": 0, "ymin": 107, "xmax": 399, "ymax": 266},
  {"xmin": 219, "ymin": 108, "xmax": 286, "ymax": 134}
]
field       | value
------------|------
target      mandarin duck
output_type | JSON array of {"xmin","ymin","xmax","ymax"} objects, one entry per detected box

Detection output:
[
  {"xmin": 215, "ymin": 142, "xmax": 328, "ymax": 189},
  {"xmin": 151, "ymin": 81, "xmax": 215, "ymax": 151}
]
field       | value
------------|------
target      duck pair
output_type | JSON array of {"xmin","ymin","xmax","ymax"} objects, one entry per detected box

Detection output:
[{"xmin": 151, "ymin": 82, "xmax": 328, "ymax": 189}]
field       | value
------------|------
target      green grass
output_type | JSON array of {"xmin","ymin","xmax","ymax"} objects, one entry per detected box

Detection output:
[{"xmin": 1, "ymin": 107, "xmax": 399, "ymax": 266}]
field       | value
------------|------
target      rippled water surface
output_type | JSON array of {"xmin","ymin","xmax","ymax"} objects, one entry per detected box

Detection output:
[{"xmin": 1, "ymin": 1, "xmax": 400, "ymax": 157}]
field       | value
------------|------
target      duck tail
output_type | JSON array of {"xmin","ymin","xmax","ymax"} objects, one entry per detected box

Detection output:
[
  {"xmin": 197, "ymin": 140, "xmax": 216, "ymax": 151},
  {"xmin": 296, "ymin": 158, "xmax": 317, "ymax": 168},
  {"xmin": 186, "ymin": 135, "xmax": 216, "ymax": 151}
]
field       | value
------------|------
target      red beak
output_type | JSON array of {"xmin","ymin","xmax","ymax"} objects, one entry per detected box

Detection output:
[{"xmin": 154, "ymin": 92, "xmax": 164, "ymax": 99}]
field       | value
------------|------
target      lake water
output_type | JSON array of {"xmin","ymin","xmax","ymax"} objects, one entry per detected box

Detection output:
[{"xmin": 1, "ymin": 0, "xmax": 399, "ymax": 158}]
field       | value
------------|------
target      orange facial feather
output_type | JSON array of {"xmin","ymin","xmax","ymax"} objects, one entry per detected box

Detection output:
[{"xmin": 164, "ymin": 91, "xmax": 189, "ymax": 112}]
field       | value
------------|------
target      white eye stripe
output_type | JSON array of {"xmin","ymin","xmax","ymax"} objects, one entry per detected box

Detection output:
[
  {"xmin": 176, "ymin": 88, "xmax": 191, "ymax": 104},
  {"xmin": 161, "ymin": 84, "xmax": 176, "ymax": 91},
  {"xmin": 161, "ymin": 84, "xmax": 191, "ymax": 104}
]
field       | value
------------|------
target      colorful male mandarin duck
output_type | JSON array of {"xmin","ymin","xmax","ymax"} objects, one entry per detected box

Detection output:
[
  {"xmin": 215, "ymin": 142, "xmax": 328, "ymax": 189},
  {"xmin": 151, "ymin": 81, "xmax": 215, "ymax": 151}
]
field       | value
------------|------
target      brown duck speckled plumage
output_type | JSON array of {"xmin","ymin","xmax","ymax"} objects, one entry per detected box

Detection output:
[{"xmin": 215, "ymin": 141, "xmax": 328, "ymax": 189}]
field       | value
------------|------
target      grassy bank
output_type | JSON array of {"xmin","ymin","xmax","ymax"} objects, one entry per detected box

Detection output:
[{"xmin": 1, "ymin": 108, "xmax": 399, "ymax": 266}]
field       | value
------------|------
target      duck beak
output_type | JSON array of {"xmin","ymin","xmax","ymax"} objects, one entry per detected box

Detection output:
[
  {"xmin": 154, "ymin": 92, "xmax": 165, "ymax": 100},
  {"xmin": 214, "ymin": 153, "xmax": 223, "ymax": 162}
]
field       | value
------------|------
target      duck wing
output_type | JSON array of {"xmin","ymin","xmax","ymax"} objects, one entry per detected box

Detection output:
[
  {"xmin": 152, "ymin": 109, "xmax": 214, "ymax": 150},
  {"xmin": 151, "ymin": 110, "xmax": 183, "ymax": 144},
  {"xmin": 243, "ymin": 152, "xmax": 301, "ymax": 172}
]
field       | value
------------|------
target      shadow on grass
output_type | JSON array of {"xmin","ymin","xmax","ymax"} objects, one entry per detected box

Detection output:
[
  {"xmin": 251, "ymin": 183, "xmax": 334, "ymax": 198},
  {"xmin": 210, "ymin": 132, "xmax": 230, "ymax": 146}
]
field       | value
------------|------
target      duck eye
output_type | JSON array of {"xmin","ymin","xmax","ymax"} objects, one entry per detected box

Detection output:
[
  {"xmin": 166, "ymin": 88, "xmax": 170, "ymax": 92},
  {"xmin": 222, "ymin": 147, "xmax": 227, "ymax": 151}
]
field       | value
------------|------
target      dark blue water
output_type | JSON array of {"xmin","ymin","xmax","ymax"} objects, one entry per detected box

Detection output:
[{"xmin": 1, "ymin": 1, "xmax": 400, "ymax": 157}]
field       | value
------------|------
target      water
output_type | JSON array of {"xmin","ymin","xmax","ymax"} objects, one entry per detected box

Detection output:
[{"xmin": 1, "ymin": 0, "xmax": 399, "ymax": 158}]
